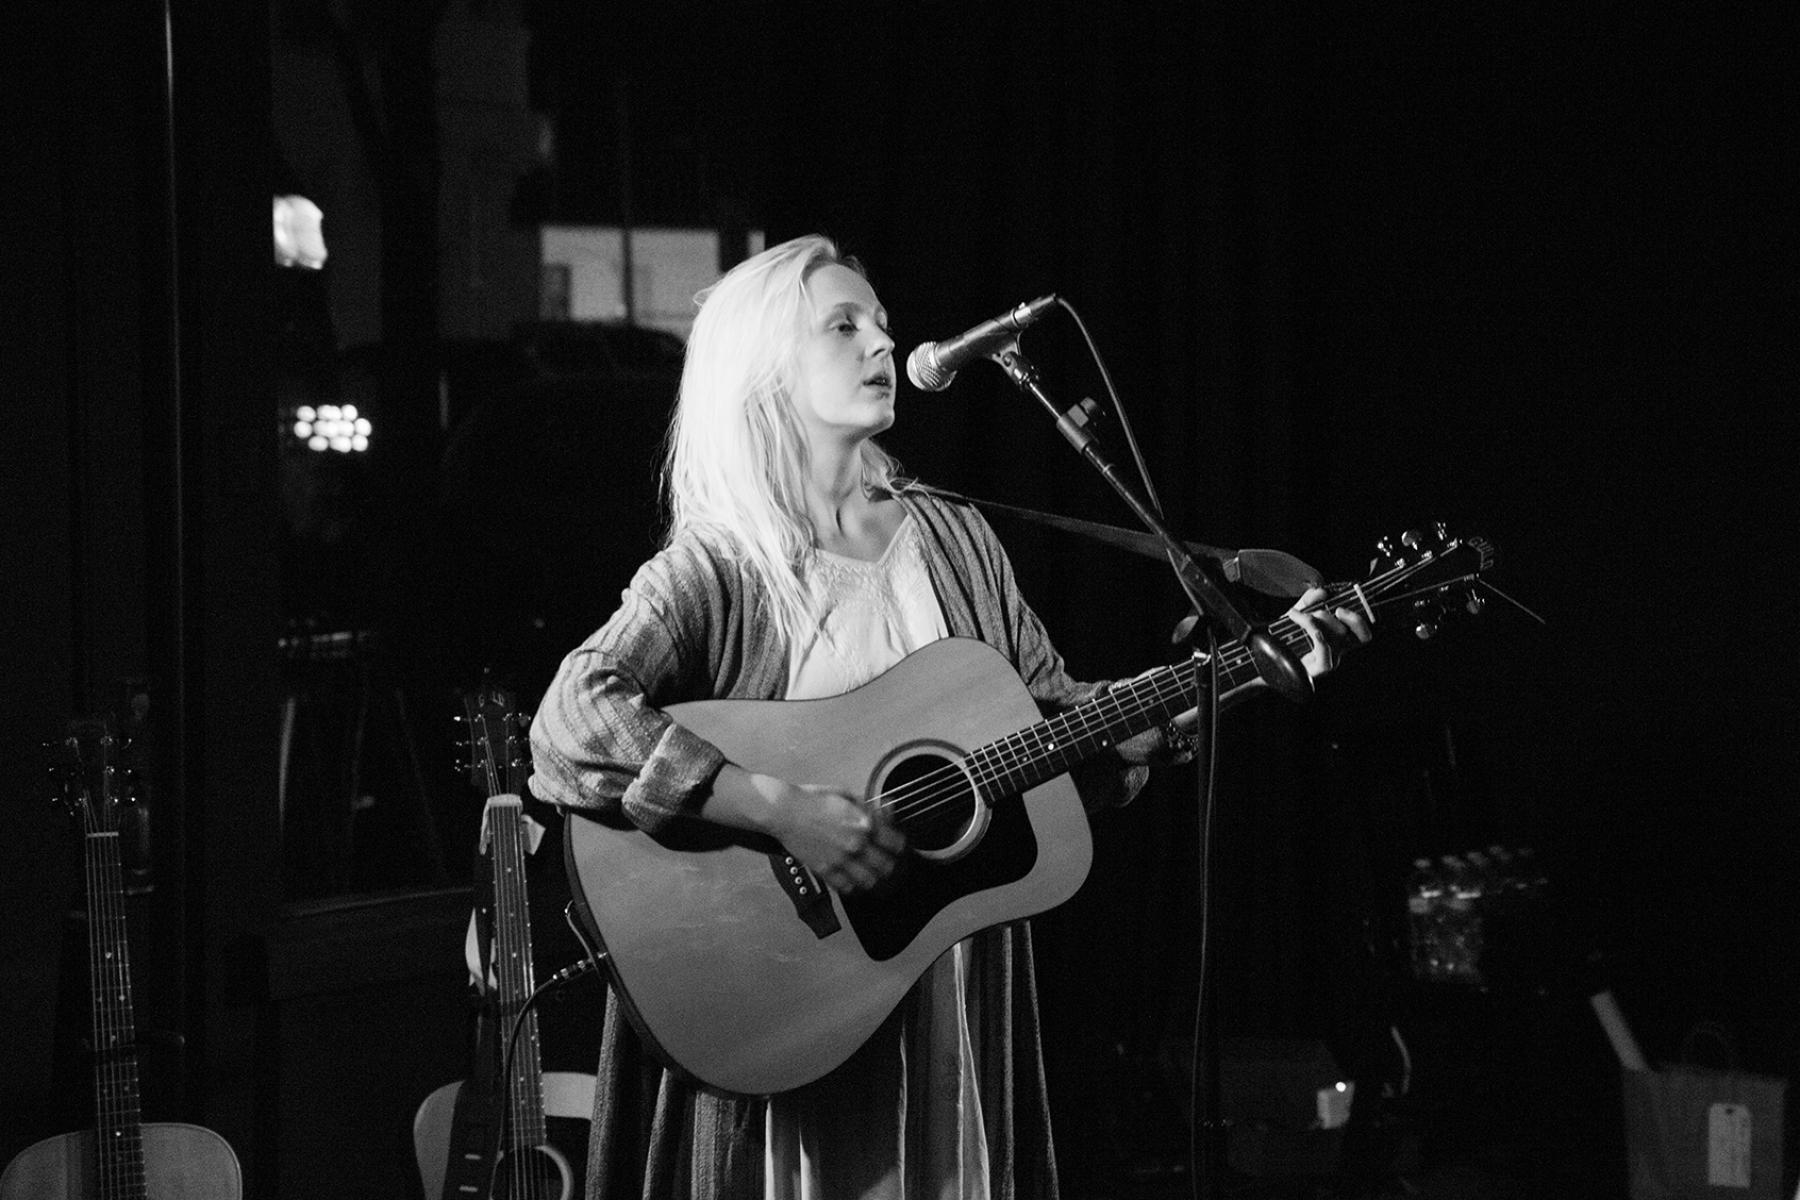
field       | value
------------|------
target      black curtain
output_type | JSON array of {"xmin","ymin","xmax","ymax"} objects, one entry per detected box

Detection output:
[{"xmin": 739, "ymin": 0, "xmax": 1795, "ymax": 1182}]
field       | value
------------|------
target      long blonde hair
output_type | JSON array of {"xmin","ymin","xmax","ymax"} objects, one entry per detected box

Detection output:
[{"xmin": 662, "ymin": 234, "xmax": 906, "ymax": 648}]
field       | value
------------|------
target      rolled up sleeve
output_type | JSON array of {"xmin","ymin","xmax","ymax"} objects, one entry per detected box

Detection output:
[{"xmin": 528, "ymin": 561, "xmax": 731, "ymax": 836}]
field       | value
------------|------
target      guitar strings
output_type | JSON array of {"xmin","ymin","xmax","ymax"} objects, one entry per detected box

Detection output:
[
  {"xmin": 475, "ymin": 700, "xmax": 563, "ymax": 1200},
  {"xmin": 86, "ymin": 769, "xmax": 147, "ymax": 1194},
  {"xmin": 869, "ymin": 553, "xmax": 1444, "ymax": 831},
  {"xmin": 494, "ymin": 796, "xmax": 550, "ymax": 1198},
  {"xmin": 872, "ymin": 598, "xmax": 1313, "ymax": 825},
  {"xmin": 86, "ymin": 811, "xmax": 118, "ymax": 1193}
]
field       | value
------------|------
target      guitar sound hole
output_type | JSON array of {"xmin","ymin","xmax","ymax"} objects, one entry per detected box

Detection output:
[
  {"xmin": 492, "ymin": 1144, "xmax": 572, "ymax": 1200},
  {"xmin": 881, "ymin": 751, "xmax": 976, "ymax": 854}
]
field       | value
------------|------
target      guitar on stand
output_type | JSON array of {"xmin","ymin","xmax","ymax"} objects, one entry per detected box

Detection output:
[
  {"xmin": 0, "ymin": 719, "xmax": 242, "ymax": 1200},
  {"xmin": 414, "ymin": 686, "xmax": 593, "ymax": 1200}
]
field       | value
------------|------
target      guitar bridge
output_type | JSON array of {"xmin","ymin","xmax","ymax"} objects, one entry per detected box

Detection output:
[{"xmin": 769, "ymin": 852, "xmax": 841, "ymax": 939}]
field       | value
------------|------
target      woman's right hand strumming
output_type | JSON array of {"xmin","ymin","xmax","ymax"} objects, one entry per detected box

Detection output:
[{"xmin": 704, "ymin": 764, "xmax": 906, "ymax": 895}]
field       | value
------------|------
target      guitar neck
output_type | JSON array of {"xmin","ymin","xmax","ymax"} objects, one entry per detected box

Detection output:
[
  {"xmin": 85, "ymin": 823, "xmax": 148, "ymax": 1198},
  {"xmin": 965, "ymin": 614, "xmax": 1313, "ymax": 797},
  {"xmin": 486, "ymin": 796, "xmax": 549, "ymax": 1152}
]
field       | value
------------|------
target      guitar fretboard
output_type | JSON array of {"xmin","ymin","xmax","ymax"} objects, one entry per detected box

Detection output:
[
  {"xmin": 487, "ymin": 795, "xmax": 549, "ymax": 1156},
  {"xmin": 962, "ymin": 613, "xmax": 1317, "ymax": 797},
  {"xmin": 952, "ymin": 530, "xmax": 1487, "ymax": 803},
  {"xmin": 86, "ymin": 820, "xmax": 148, "ymax": 1200}
]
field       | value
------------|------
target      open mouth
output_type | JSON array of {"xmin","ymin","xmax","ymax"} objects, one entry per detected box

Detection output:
[{"xmin": 863, "ymin": 371, "xmax": 893, "ymax": 391}]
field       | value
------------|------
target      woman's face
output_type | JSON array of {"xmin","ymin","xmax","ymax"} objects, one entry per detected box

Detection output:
[{"xmin": 789, "ymin": 263, "xmax": 896, "ymax": 448}]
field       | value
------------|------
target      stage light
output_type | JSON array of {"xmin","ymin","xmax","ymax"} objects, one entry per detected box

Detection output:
[
  {"xmin": 274, "ymin": 195, "xmax": 327, "ymax": 269},
  {"xmin": 284, "ymin": 402, "xmax": 372, "ymax": 453}
]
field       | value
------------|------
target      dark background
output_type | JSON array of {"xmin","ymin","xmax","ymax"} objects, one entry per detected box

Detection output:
[{"xmin": 1, "ymin": 1, "xmax": 1793, "ymax": 1196}]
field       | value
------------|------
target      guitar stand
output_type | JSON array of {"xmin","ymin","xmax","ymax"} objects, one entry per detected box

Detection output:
[{"xmin": 277, "ymin": 624, "xmax": 449, "ymax": 894}]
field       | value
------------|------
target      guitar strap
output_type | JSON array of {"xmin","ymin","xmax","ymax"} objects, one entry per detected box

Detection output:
[{"xmin": 907, "ymin": 484, "xmax": 1322, "ymax": 599}]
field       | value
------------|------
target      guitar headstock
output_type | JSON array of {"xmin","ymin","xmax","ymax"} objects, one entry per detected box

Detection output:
[
  {"xmin": 52, "ymin": 717, "xmax": 127, "ymax": 837},
  {"xmin": 458, "ymin": 683, "xmax": 529, "ymax": 799},
  {"xmin": 1359, "ymin": 523, "xmax": 1499, "ymax": 641}
]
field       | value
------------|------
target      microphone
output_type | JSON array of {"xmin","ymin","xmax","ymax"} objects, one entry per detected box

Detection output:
[{"xmin": 905, "ymin": 294, "xmax": 1058, "ymax": 392}]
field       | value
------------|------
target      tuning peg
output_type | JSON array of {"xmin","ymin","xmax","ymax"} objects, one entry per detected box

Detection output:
[
  {"xmin": 1401, "ymin": 530, "xmax": 1422, "ymax": 551},
  {"xmin": 1414, "ymin": 620, "xmax": 1438, "ymax": 640},
  {"xmin": 1464, "ymin": 590, "xmax": 1487, "ymax": 616}
]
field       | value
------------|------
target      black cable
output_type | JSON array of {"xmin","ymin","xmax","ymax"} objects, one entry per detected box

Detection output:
[
  {"xmin": 1054, "ymin": 295, "xmax": 1236, "ymax": 1196},
  {"xmin": 483, "ymin": 936, "xmax": 603, "ymax": 1199},
  {"xmin": 1185, "ymin": 633, "xmax": 1222, "ymax": 1200},
  {"xmin": 1055, "ymin": 297, "xmax": 1166, "ymax": 519}
]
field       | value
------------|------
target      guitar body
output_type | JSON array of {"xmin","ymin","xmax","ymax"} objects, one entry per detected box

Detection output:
[
  {"xmin": 413, "ymin": 1073, "xmax": 594, "ymax": 1200},
  {"xmin": 0, "ymin": 1123, "xmax": 242, "ymax": 1200},
  {"xmin": 565, "ymin": 636, "xmax": 1094, "ymax": 1096}
]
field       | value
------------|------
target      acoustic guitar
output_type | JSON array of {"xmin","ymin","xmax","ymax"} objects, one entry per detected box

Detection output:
[
  {"xmin": 565, "ymin": 527, "xmax": 1496, "ymax": 1096},
  {"xmin": 0, "ymin": 720, "xmax": 242, "ymax": 1200},
  {"xmin": 413, "ymin": 687, "xmax": 592, "ymax": 1200}
]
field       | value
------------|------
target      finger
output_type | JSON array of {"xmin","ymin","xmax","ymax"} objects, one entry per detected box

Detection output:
[
  {"xmin": 869, "ymin": 819, "xmax": 906, "ymax": 855},
  {"xmin": 1311, "ymin": 609, "xmax": 1348, "ymax": 639},
  {"xmin": 1335, "ymin": 606, "xmax": 1373, "ymax": 644},
  {"xmin": 1288, "ymin": 604, "xmax": 1335, "ymax": 676},
  {"xmin": 838, "ymin": 857, "xmax": 886, "ymax": 894},
  {"xmin": 1289, "ymin": 602, "xmax": 1323, "ymax": 642},
  {"xmin": 860, "ymin": 845, "xmax": 899, "ymax": 882}
]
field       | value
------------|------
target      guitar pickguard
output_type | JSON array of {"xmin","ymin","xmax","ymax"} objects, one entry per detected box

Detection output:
[{"xmin": 842, "ymin": 792, "xmax": 1037, "ymax": 961}]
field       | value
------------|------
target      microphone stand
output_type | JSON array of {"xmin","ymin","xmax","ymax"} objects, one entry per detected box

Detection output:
[
  {"xmin": 991, "ymin": 345, "xmax": 1310, "ymax": 701},
  {"xmin": 990, "ymin": 343, "xmax": 1310, "ymax": 1198}
]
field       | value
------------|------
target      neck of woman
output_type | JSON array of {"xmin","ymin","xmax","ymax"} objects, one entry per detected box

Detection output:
[{"xmin": 804, "ymin": 442, "xmax": 869, "ymax": 535}]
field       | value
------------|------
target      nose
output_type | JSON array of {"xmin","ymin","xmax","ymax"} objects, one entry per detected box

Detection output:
[{"xmin": 865, "ymin": 325, "xmax": 894, "ymax": 359}]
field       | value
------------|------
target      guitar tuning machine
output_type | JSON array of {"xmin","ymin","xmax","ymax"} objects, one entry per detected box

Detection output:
[{"xmin": 1413, "ymin": 596, "xmax": 1445, "ymax": 640}]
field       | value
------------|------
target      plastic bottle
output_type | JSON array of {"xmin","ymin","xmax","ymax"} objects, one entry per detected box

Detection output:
[
  {"xmin": 1515, "ymin": 845, "xmax": 1548, "ymax": 902},
  {"xmin": 1485, "ymin": 844, "xmax": 1519, "ymax": 905},
  {"xmin": 1405, "ymin": 857, "xmax": 1446, "ymax": 981},
  {"xmin": 1438, "ymin": 853, "xmax": 1486, "ymax": 985}
]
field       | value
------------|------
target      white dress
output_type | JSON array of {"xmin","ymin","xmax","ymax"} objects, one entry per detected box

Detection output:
[{"xmin": 763, "ymin": 515, "xmax": 992, "ymax": 1200}]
